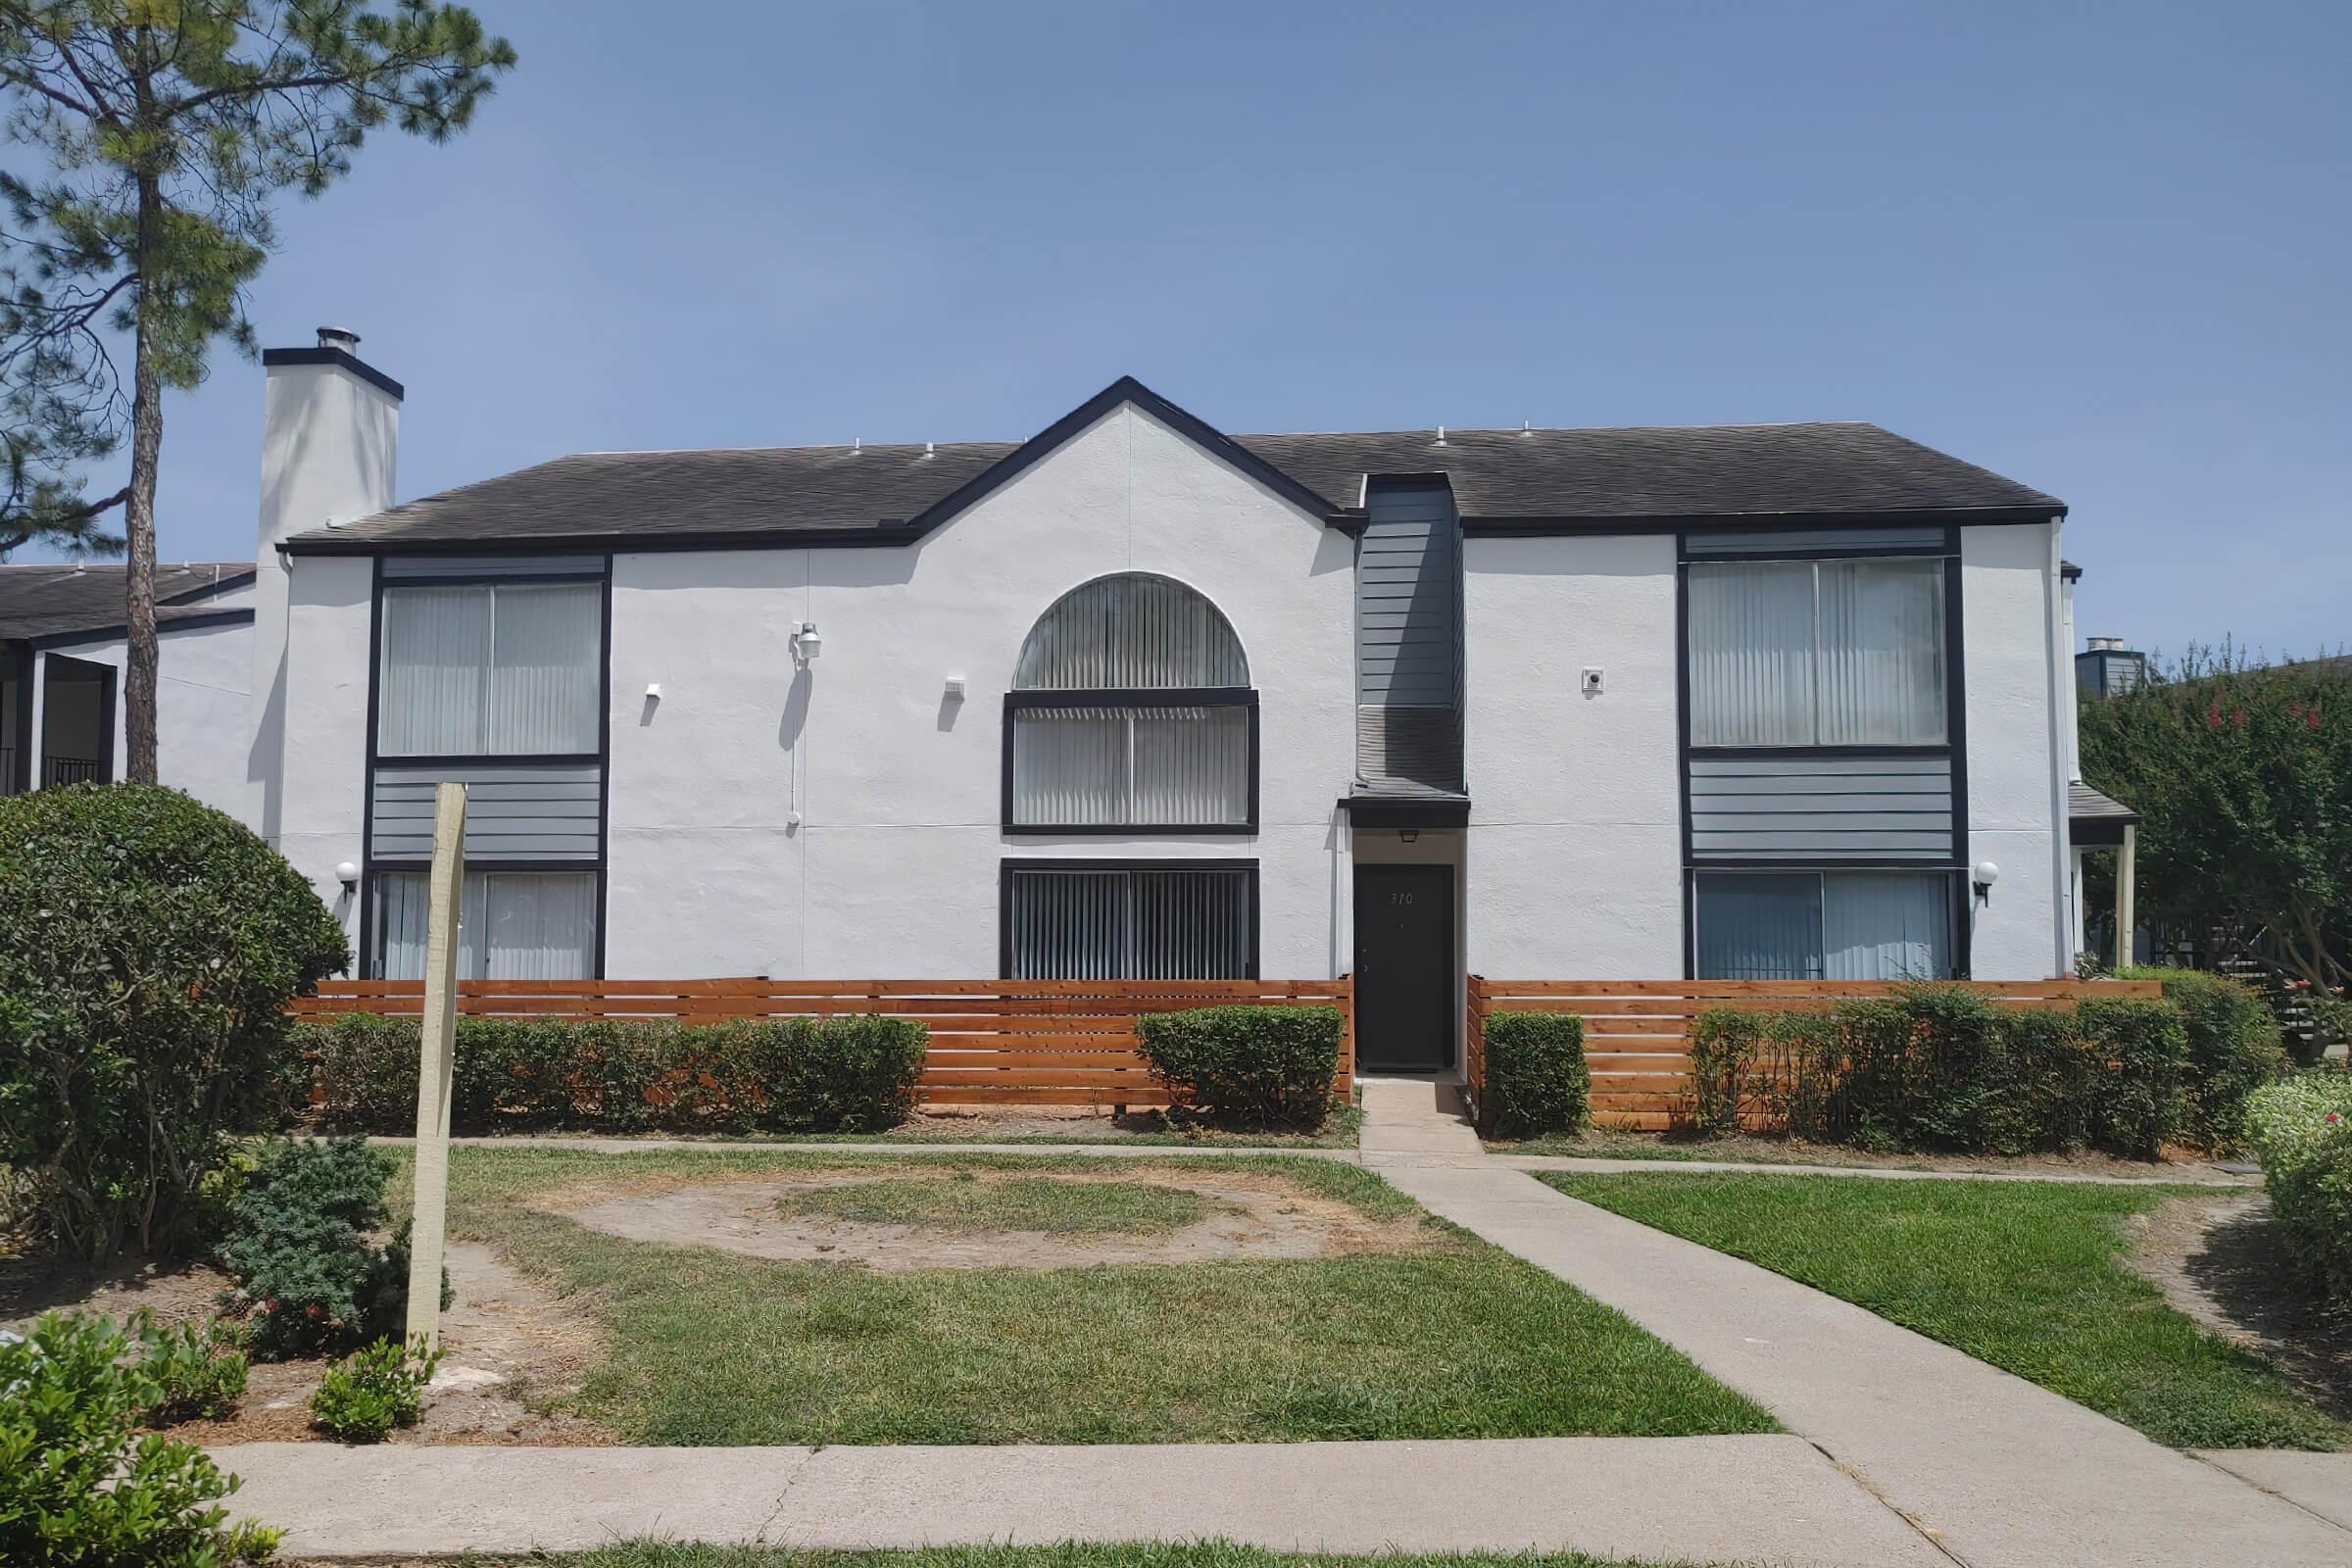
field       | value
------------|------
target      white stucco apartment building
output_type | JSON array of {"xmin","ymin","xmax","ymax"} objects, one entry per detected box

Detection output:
[{"xmin": 230, "ymin": 330, "xmax": 2113, "ymax": 1071}]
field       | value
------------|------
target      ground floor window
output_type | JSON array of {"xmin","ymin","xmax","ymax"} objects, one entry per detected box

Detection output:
[
  {"xmin": 1693, "ymin": 869, "xmax": 1953, "ymax": 981},
  {"xmin": 372, "ymin": 868, "xmax": 599, "ymax": 980},
  {"xmin": 1002, "ymin": 861, "xmax": 1255, "ymax": 979}
]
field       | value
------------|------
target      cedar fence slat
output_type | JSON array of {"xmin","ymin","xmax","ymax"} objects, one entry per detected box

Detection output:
[
  {"xmin": 1462, "ymin": 976, "xmax": 2163, "ymax": 1131},
  {"xmin": 292, "ymin": 976, "xmax": 1352, "ymax": 1110}
]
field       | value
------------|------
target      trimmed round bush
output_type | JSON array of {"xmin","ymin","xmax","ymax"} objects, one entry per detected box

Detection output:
[
  {"xmin": 0, "ymin": 783, "xmax": 348, "ymax": 1259},
  {"xmin": 2244, "ymin": 1072, "xmax": 2352, "ymax": 1304},
  {"xmin": 1135, "ymin": 1004, "xmax": 1343, "ymax": 1128},
  {"xmin": 1480, "ymin": 1012, "xmax": 1590, "ymax": 1139}
]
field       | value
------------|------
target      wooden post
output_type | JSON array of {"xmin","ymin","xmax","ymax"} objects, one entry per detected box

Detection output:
[
  {"xmin": 2115, "ymin": 823, "xmax": 2137, "ymax": 969},
  {"xmin": 405, "ymin": 781, "xmax": 466, "ymax": 1349}
]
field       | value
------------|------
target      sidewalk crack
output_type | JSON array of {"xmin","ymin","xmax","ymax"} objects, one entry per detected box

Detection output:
[
  {"xmin": 1805, "ymin": 1439, "xmax": 1975, "ymax": 1567},
  {"xmin": 755, "ymin": 1446, "xmax": 824, "ymax": 1544}
]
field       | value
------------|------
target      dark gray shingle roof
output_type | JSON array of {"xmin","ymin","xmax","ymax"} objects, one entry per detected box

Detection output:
[
  {"xmin": 0, "ymin": 562, "xmax": 253, "ymax": 644},
  {"xmin": 285, "ymin": 380, "xmax": 2063, "ymax": 553},
  {"xmin": 2068, "ymin": 781, "xmax": 2139, "ymax": 824}
]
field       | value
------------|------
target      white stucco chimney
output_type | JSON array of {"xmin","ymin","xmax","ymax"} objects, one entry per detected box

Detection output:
[{"xmin": 248, "ymin": 326, "xmax": 402, "ymax": 841}]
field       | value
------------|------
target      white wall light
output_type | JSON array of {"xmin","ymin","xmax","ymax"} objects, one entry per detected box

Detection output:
[
  {"xmin": 791, "ymin": 620, "xmax": 822, "ymax": 662},
  {"xmin": 335, "ymin": 861, "xmax": 360, "ymax": 889},
  {"xmin": 1972, "ymin": 860, "xmax": 2001, "ymax": 902}
]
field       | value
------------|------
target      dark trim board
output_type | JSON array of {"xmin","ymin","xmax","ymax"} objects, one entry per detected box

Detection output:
[
  {"xmin": 260, "ymin": 345, "xmax": 406, "ymax": 401},
  {"xmin": 1479, "ymin": 504, "xmax": 2063, "ymax": 537},
  {"xmin": 996, "ymin": 857, "xmax": 1261, "ymax": 981},
  {"xmin": 1001, "ymin": 688, "xmax": 1260, "ymax": 836},
  {"xmin": 374, "ymin": 751, "xmax": 605, "ymax": 771},
  {"xmin": 25, "ymin": 607, "xmax": 257, "ymax": 650},
  {"xmin": 2070, "ymin": 819, "xmax": 2131, "ymax": 849},
  {"xmin": 1339, "ymin": 795, "xmax": 1471, "ymax": 829}
]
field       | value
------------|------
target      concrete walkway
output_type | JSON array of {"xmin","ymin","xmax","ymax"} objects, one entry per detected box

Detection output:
[
  {"xmin": 1361, "ymin": 1087, "xmax": 2350, "ymax": 1568},
  {"xmin": 214, "ymin": 1434, "xmax": 1943, "ymax": 1565}
]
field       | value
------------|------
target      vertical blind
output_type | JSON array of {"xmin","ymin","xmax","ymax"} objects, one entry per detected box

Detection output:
[
  {"xmin": 378, "ymin": 583, "xmax": 601, "ymax": 756},
  {"xmin": 374, "ymin": 870, "xmax": 598, "ymax": 980},
  {"xmin": 1694, "ymin": 871, "xmax": 1951, "ymax": 981},
  {"xmin": 1005, "ymin": 866, "xmax": 1251, "ymax": 979},
  {"xmin": 1688, "ymin": 559, "xmax": 1944, "ymax": 747},
  {"xmin": 1009, "ymin": 706, "xmax": 1250, "ymax": 826},
  {"xmin": 1015, "ymin": 573, "xmax": 1249, "ymax": 689}
]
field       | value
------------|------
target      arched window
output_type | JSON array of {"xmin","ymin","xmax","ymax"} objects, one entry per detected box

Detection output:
[{"xmin": 1005, "ymin": 574, "xmax": 1256, "ymax": 831}]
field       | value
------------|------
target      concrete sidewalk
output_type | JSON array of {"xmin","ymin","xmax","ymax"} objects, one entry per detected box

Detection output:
[
  {"xmin": 1369, "ymin": 1153, "xmax": 2351, "ymax": 1568},
  {"xmin": 213, "ymin": 1434, "xmax": 1945, "ymax": 1566}
]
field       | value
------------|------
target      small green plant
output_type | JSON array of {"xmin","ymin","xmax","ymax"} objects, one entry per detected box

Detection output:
[
  {"xmin": 311, "ymin": 1336, "xmax": 443, "ymax": 1444},
  {"xmin": 216, "ymin": 1136, "xmax": 441, "ymax": 1358},
  {"xmin": 0, "ymin": 1311, "xmax": 280, "ymax": 1566},
  {"xmin": 133, "ymin": 1313, "xmax": 250, "ymax": 1425},
  {"xmin": 1481, "ymin": 1012, "xmax": 1590, "ymax": 1138},
  {"xmin": 1135, "ymin": 1005, "xmax": 1343, "ymax": 1129},
  {"xmin": 2245, "ymin": 1072, "xmax": 2352, "ymax": 1304}
]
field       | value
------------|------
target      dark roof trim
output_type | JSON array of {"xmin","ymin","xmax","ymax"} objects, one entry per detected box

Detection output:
[
  {"xmin": 162, "ymin": 566, "xmax": 258, "ymax": 604},
  {"xmin": 897, "ymin": 375, "xmax": 1342, "ymax": 539},
  {"xmin": 1340, "ymin": 793, "xmax": 1472, "ymax": 829},
  {"xmin": 260, "ymin": 345, "xmax": 406, "ymax": 402},
  {"xmin": 2061, "ymin": 560, "xmax": 2082, "ymax": 581},
  {"xmin": 25, "ymin": 606, "xmax": 255, "ymax": 650},
  {"xmin": 1464, "ymin": 504, "xmax": 2066, "ymax": 537},
  {"xmin": 285, "ymin": 523, "xmax": 922, "ymax": 558}
]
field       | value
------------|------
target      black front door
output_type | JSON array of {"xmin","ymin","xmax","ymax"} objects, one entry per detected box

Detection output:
[{"xmin": 1353, "ymin": 863, "xmax": 1454, "ymax": 1071}]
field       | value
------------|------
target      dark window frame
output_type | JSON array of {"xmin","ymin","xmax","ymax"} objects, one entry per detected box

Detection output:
[
  {"xmin": 1000, "ymin": 686, "xmax": 1261, "ymax": 837},
  {"xmin": 1690, "ymin": 866, "xmax": 1965, "ymax": 982},
  {"xmin": 997, "ymin": 857, "xmax": 1260, "ymax": 980},
  {"xmin": 363, "ymin": 861, "xmax": 607, "ymax": 983}
]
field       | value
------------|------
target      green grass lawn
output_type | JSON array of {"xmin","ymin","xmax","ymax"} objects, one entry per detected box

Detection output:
[
  {"xmin": 492, "ymin": 1542, "xmax": 1712, "ymax": 1568},
  {"xmin": 429, "ymin": 1147, "xmax": 1775, "ymax": 1446},
  {"xmin": 1541, "ymin": 1171, "xmax": 2344, "ymax": 1450},
  {"xmin": 776, "ymin": 1171, "xmax": 1233, "ymax": 1234}
]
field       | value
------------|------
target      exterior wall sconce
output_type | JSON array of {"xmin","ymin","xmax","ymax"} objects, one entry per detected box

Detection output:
[
  {"xmin": 1972, "ymin": 860, "xmax": 2000, "ymax": 903},
  {"xmin": 335, "ymin": 861, "xmax": 360, "ymax": 889},
  {"xmin": 1399, "ymin": 829, "xmax": 1419, "ymax": 844},
  {"xmin": 791, "ymin": 621, "xmax": 821, "ymax": 662}
]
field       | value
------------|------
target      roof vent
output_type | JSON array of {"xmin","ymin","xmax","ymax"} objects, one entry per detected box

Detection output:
[
  {"xmin": 1434, "ymin": 424, "xmax": 1446, "ymax": 446},
  {"xmin": 2086, "ymin": 636, "xmax": 2124, "ymax": 652},
  {"xmin": 317, "ymin": 325, "xmax": 361, "ymax": 354}
]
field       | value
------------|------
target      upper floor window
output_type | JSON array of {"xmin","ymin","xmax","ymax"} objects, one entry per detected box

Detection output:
[
  {"xmin": 1688, "ymin": 558, "xmax": 1945, "ymax": 748},
  {"xmin": 1006, "ymin": 573, "xmax": 1254, "ymax": 830},
  {"xmin": 378, "ymin": 581, "xmax": 600, "ymax": 758}
]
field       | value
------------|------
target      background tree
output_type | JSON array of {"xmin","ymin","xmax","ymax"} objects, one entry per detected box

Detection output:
[
  {"xmin": 0, "ymin": 1, "xmax": 514, "ymax": 777},
  {"xmin": 2079, "ymin": 644, "xmax": 2352, "ymax": 1014}
]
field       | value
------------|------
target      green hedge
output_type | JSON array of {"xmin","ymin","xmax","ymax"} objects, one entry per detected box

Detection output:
[
  {"xmin": 2244, "ymin": 1073, "xmax": 2352, "ymax": 1304},
  {"xmin": 1688, "ymin": 985, "xmax": 2188, "ymax": 1156},
  {"xmin": 1481, "ymin": 1012, "xmax": 1590, "ymax": 1138},
  {"xmin": 1134, "ymin": 1004, "xmax": 1343, "ymax": 1129},
  {"xmin": 284, "ymin": 1014, "xmax": 928, "ymax": 1135},
  {"xmin": 2115, "ymin": 967, "xmax": 2291, "ymax": 1149}
]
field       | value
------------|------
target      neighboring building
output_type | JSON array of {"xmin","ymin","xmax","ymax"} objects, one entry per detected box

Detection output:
[
  {"xmin": 0, "ymin": 561, "xmax": 255, "ymax": 813},
  {"xmin": 248, "ymin": 330, "xmax": 2084, "ymax": 1071},
  {"xmin": 2074, "ymin": 634, "xmax": 2147, "ymax": 698}
]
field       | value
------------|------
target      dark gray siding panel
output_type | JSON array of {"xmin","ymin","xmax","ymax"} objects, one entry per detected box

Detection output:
[
  {"xmin": 369, "ymin": 761, "xmax": 602, "ymax": 862},
  {"xmin": 379, "ymin": 554, "xmax": 606, "ymax": 580},
  {"xmin": 1689, "ymin": 754, "xmax": 1952, "ymax": 859},
  {"xmin": 1356, "ymin": 487, "xmax": 1458, "ymax": 706},
  {"xmin": 1684, "ymin": 525, "xmax": 1944, "ymax": 557}
]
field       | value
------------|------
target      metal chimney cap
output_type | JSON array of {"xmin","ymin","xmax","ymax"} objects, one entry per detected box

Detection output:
[{"xmin": 317, "ymin": 325, "xmax": 362, "ymax": 353}]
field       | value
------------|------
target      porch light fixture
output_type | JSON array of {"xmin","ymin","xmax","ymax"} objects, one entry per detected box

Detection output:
[
  {"xmin": 335, "ymin": 861, "xmax": 359, "ymax": 889},
  {"xmin": 791, "ymin": 620, "xmax": 822, "ymax": 662},
  {"xmin": 1972, "ymin": 860, "xmax": 2000, "ymax": 901}
]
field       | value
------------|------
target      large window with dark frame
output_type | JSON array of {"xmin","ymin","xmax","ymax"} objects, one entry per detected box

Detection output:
[
  {"xmin": 377, "ymin": 580, "xmax": 601, "ymax": 758},
  {"xmin": 1687, "ymin": 557, "xmax": 1946, "ymax": 748},
  {"xmin": 1003, "ymin": 862, "xmax": 1255, "ymax": 980},
  {"xmin": 1692, "ymin": 870, "xmax": 1954, "ymax": 981},
  {"xmin": 1004, "ymin": 573, "xmax": 1254, "ymax": 831},
  {"xmin": 370, "ymin": 868, "xmax": 599, "ymax": 981}
]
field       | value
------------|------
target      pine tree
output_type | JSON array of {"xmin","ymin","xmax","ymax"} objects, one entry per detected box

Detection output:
[{"xmin": 0, "ymin": 1, "xmax": 514, "ymax": 778}]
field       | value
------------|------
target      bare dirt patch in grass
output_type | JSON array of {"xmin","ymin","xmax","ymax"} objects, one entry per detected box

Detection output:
[
  {"xmin": 549, "ymin": 1166, "xmax": 1428, "ymax": 1272},
  {"xmin": 6, "ymin": 1240, "xmax": 612, "ymax": 1446},
  {"xmin": 2124, "ymin": 1193, "xmax": 2352, "ymax": 1425}
]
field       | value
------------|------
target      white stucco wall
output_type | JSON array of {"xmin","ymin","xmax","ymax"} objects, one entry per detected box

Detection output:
[
  {"xmin": 605, "ymin": 401, "xmax": 1355, "ymax": 978},
  {"xmin": 28, "ymin": 585, "xmax": 256, "ymax": 822},
  {"xmin": 1462, "ymin": 533, "xmax": 1685, "ymax": 978},
  {"xmin": 275, "ymin": 553, "xmax": 374, "ymax": 957},
  {"xmin": 1962, "ymin": 520, "xmax": 2070, "ymax": 979}
]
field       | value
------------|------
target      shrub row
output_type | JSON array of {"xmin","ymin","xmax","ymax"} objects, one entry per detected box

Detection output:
[
  {"xmin": 2114, "ymin": 966, "xmax": 2291, "ymax": 1149},
  {"xmin": 284, "ymin": 1013, "xmax": 929, "ymax": 1136},
  {"xmin": 2244, "ymin": 1073, "xmax": 2352, "ymax": 1304},
  {"xmin": 1134, "ymin": 1004, "xmax": 1343, "ymax": 1128},
  {"xmin": 1690, "ymin": 985, "xmax": 2189, "ymax": 1157},
  {"xmin": 1479, "ymin": 1012, "xmax": 1590, "ymax": 1138}
]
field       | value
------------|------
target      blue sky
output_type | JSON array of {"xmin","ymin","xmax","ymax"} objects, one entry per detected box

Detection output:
[{"xmin": 29, "ymin": 0, "xmax": 2352, "ymax": 659}]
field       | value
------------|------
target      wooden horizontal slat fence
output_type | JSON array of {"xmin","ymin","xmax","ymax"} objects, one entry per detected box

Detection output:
[
  {"xmin": 292, "ymin": 977, "xmax": 1355, "ymax": 1108},
  {"xmin": 1465, "ymin": 977, "xmax": 2162, "ymax": 1131}
]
